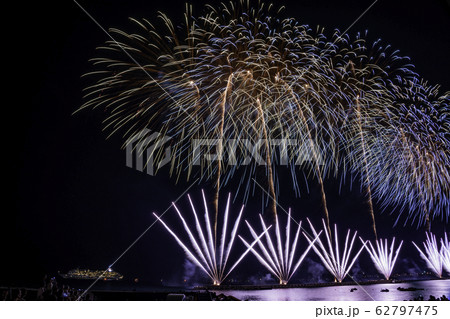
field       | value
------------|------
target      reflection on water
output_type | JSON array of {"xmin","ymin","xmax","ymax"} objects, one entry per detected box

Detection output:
[{"xmin": 214, "ymin": 280, "xmax": 450, "ymax": 301}]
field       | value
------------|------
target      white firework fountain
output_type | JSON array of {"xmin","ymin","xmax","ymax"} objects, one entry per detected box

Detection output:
[
  {"xmin": 239, "ymin": 209, "xmax": 322, "ymax": 285},
  {"xmin": 306, "ymin": 218, "xmax": 366, "ymax": 283},
  {"xmin": 412, "ymin": 232, "xmax": 443, "ymax": 278},
  {"xmin": 153, "ymin": 191, "xmax": 270, "ymax": 285},
  {"xmin": 360, "ymin": 237, "xmax": 403, "ymax": 280},
  {"xmin": 439, "ymin": 232, "xmax": 450, "ymax": 274}
]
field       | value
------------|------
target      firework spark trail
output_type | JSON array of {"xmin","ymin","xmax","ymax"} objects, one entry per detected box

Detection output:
[
  {"xmin": 393, "ymin": 128, "xmax": 434, "ymax": 229},
  {"xmin": 256, "ymin": 97, "xmax": 277, "ymax": 219},
  {"xmin": 305, "ymin": 218, "xmax": 366, "ymax": 283},
  {"xmin": 412, "ymin": 232, "xmax": 443, "ymax": 278},
  {"xmin": 357, "ymin": 115, "xmax": 377, "ymax": 239},
  {"xmin": 153, "ymin": 191, "xmax": 270, "ymax": 285},
  {"xmin": 412, "ymin": 126, "xmax": 434, "ymax": 231},
  {"xmin": 440, "ymin": 232, "xmax": 450, "ymax": 274},
  {"xmin": 349, "ymin": 58, "xmax": 378, "ymax": 239},
  {"xmin": 240, "ymin": 210, "xmax": 322, "ymax": 284},
  {"xmin": 398, "ymin": 129, "xmax": 428, "ymax": 227},
  {"xmin": 360, "ymin": 237, "xmax": 403, "ymax": 280},
  {"xmin": 279, "ymin": 79, "xmax": 333, "ymax": 235},
  {"xmin": 213, "ymin": 74, "xmax": 233, "ymax": 250}
]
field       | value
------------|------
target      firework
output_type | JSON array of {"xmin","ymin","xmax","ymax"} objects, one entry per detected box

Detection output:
[
  {"xmin": 347, "ymin": 79, "xmax": 450, "ymax": 228},
  {"xmin": 77, "ymin": 0, "xmax": 354, "ymax": 225},
  {"xmin": 305, "ymin": 219, "xmax": 365, "ymax": 283},
  {"xmin": 360, "ymin": 237, "xmax": 403, "ymax": 280},
  {"xmin": 412, "ymin": 232, "xmax": 443, "ymax": 278},
  {"xmin": 352, "ymin": 76, "xmax": 377, "ymax": 239},
  {"xmin": 239, "ymin": 210, "xmax": 321, "ymax": 284},
  {"xmin": 79, "ymin": 0, "xmax": 450, "ymax": 226},
  {"xmin": 440, "ymin": 232, "xmax": 450, "ymax": 274},
  {"xmin": 153, "ymin": 191, "xmax": 269, "ymax": 285}
]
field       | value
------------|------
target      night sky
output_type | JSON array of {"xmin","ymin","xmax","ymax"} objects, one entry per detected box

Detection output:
[{"xmin": 6, "ymin": 0, "xmax": 450, "ymax": 288}]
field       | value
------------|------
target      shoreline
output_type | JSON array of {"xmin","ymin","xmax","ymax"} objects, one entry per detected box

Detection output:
[
  {"xmin": 198, "ymin": 277, "xmax": 450, "ymax": 291},
  {"xmin": 2, "ymin": 277, "xmax": 448, "ymax": 293}
]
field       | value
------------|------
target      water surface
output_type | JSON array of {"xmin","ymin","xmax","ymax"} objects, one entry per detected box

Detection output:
[{"xmin": 214, "ymin": 280, "xmax": 450, "ymax": 301}]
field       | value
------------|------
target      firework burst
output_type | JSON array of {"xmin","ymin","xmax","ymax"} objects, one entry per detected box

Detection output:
[
  {"xmin": 412, "ymin": 232, "xmax": 443, "ymax": 278},
  {"xmin": 360, "ymin": 237, "xmax": 403, "ymax": 280},
  {"xmin": 239, "ymin": 210, "xmax": 321, "ymax": 284},
  {"xmin": 440, "ymin": 232, "xmax": 450, "ymax": 274},
  {"xmin": 153, "ymin": 191, "xmax": 269, "ymax": 285},
  {"xmin": 347, "ymin": 79, "xmax": 450, "ymax": 228},
  {"xmin": 306, "ymin": 219, "xmax": 366, "ymax": 283}
]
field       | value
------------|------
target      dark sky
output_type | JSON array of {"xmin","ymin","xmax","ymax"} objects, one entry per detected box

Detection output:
[{"xmin": 6, "ymin": 0, "xmax": 450, "ymax": 287}]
